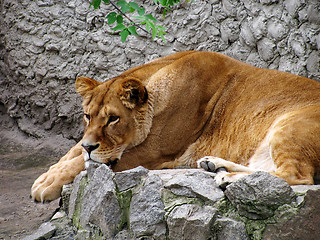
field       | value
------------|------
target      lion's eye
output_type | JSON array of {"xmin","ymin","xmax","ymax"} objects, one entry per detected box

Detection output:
[
  {"xmin": 107, "ymin": 115, "xmax": 120, "ymax": 126},
  {"xmin": 84, "ymin": 114, "xmax": 91, "ymax": 121}
]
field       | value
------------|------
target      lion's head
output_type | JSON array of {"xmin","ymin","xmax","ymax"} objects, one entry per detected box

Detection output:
[{"xmin": 75, "ymin": 76, "xmax": 152, "ymax": 168}]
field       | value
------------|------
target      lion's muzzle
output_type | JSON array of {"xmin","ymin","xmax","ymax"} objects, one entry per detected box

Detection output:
[{"xmin": 81, "ymin": 142, "xmax": 100, "ymax": 156}]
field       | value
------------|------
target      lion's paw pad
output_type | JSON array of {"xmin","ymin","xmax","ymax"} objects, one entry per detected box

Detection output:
[
  {"xmin": 198, "ymin": 159, "xmax": 216, "ymax": 172},
  {"xmin": 197, "ymin": 157, "xmax": 228, "ymax": 173}
]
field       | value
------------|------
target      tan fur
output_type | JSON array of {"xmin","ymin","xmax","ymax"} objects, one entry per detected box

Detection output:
[{"xmin": 31, "ymin": 51, "xmax": 320, "ymax": 202}]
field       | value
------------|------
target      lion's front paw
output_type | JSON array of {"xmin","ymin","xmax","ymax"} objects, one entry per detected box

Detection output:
[
  {"xmin": 197, "ymin": 156, "xmax": 228, "ymax": 173},
  {"xmin": 197, "ymin": 156, "xmax": 231, "ymax": 189},
  {"xmin": 214, "ymin": 172, "xmax": 233, "ymax": 190},
  {"xmin": 31, "ymin": 170, "xmax": 63, "ymax": 202},
  {"xmin": 31, "ymin": 160, "xmax": 79, "ymax": 202}
]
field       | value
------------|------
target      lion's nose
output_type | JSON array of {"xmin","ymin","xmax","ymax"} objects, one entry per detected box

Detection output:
[{"xmin": 81, "ymin": 143, "xmax": 100, "ymax": 154}]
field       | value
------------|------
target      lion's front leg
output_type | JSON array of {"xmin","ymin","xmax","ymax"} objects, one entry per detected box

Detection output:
[
  {"xmin": 197, "ymin": 156, "xmax": 255, "ymax": 188},
  {"xmin": 31, "ymin": 141, "xmax": 84, "ymax": 202}
]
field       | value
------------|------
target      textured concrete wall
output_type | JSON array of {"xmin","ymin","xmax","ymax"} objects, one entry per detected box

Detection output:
[{"xmin": 1, "ymin": 0, "xmax": 319, "ymax": 146}]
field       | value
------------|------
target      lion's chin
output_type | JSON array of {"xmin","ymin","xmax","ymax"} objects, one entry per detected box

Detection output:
[{"xmin": 84, "ymin": 157, "xmax": 118, "ymax": 169}]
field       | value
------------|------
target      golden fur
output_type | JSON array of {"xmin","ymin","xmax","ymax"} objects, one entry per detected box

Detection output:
[{"xmin": 31, "ymin": 51, "xmax": 320, "ymax": 202}]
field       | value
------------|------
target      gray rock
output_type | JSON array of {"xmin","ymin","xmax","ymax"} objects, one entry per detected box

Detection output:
[
  {"xmin": 284, "ymin": 0, "xmax": 305, "ymax": 17},
  {"xmin": 289, "ymin": 32, "xmax": 306, "ymax": 57},
  {"xmin": 224, "ymin": 171, "xmax": 296, "ymax": 219},
  {"xmin": 68, "ymin": 170, "xmax": 87, "ymax": 218},
  {"xmin": 60, "ymin": 183, "xmax": 73, "ymax": 213},
  {"xmin": 57, "ymin": 167, "xmax": 320, "ymax": 239},
  {"xmin": 74, "ymin": 229, "xmax": 91, "ymax": 240},
  {"xmin": 22, "ymin": 222, "xmax": 56, "ymax": 240},
  {"xmin": 240, "ymin": 21, "xmax": 256, "ymax": 47},
  {"xmin": 291, "ymin": 184, "xmax": 320, "ymax": 194},
  {"xmin": 79, "ymin": 165, "xmax": 121, "ymax": 238},
  {"xmin": 129, "ymin": 174, "xmax": 166, "ymax": 239},
  {"xmin": 307, "ymin": 51, "xmax": 320, "ymax": 80},
  {"xmin": 164, "ymin": 171, "xmax": 224, "ymax": 204},
  {"xmin": 307, "ymin": 1, "xmax": 320, "ymax": 24},
  {"xmin": 257, "ymin": 38, "xmax": 277, "ymax": 61},
  {"xmin": 213, "ymin": 217, "xmax": 249, "ymax": 240},
  {"xmin": 113, "ymin": 230, "xmax": 135, "ymax": 240},
  {"xmin": 85, "ymin": 159, "xmax": 102, "ymax": 179},
  {"xmin": 167, "ymin": 204, "xmax": 217, "ymax": 240},
  {"xmin": 267, "ymin": 19, "xmax": 288, "ymax": 41},
  {"xmin": 114, "ymin": 166, "xmax": 149, "ymax": 192},
  {"xmin": 263, "ymin": 188, "xmax": 320, "ymax": 240},
  {"xmin": 220, "ymin": 18, "xmax": 240, "ymax": 43},
  {"xmin": 251, "ymin": 15, "xmax": 268, "ymax": 40},
  {"xmin": 291, "ymin": 185, "xmax": 320, "ymax": 207}
]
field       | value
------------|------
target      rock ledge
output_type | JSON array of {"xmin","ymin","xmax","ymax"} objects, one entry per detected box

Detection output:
[{"xmin": 24, "ymin": 164, "xmax": 320, "ymax": 240}]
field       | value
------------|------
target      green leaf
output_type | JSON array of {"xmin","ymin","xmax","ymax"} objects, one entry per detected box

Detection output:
[
  {"xmin": 168, "ymin": 0, "xmax": 174, "ymax": 6},
  {"xmin": 117, "ymin": 0, "xmax": 131, "ymax": 13},
  {"xmin": 123, "ymin": 5, "xmax": 132, "ymax": 12},
  {"xmin": 137, "ymin": 7, "xmax": 145, "ymax": 16},
  {"xmin": 146, "ymin": 20, "xmax": 156, "ymax": 30},
  {"xmin": 128, "ymin": 2, "xmax": 139, "ymax": 10},
  {"xmin": 158, "ymin": 0, "xmax": 167, "ymax": 6},
  {"xmin": 145, "ymin": 14, "xmax": 158, "ymax": 22},
  {"xmin": 157, "ymin": 25, "xmax": 166, "ymax": 31},
  {"xmin": 162, "ymin": 8, "xmax": 167, "ymax": 18},
  {"xmin": 102, "ymin": 0, "xmax": 110, "ymax": 3},
  {"xmin": 159, "ymin": 31, "xmax": 167, "ymax": 43},
  {"xmin": 112, "ymin": 23, "xmax": 126, "ymax": 31},
  {"xmin": 152, "ymin": 28, "xmax": 157, "ymax": 40},
  {"xmin": 90, "ymin": 0, "xmax": 101, "ymax": 9},
  {"xmin": 133, "ymin": 15, "xmax": 146, "ymax": 22},
  {"xmin": 145, "ymin": 22, "xmax": 150, "ymax": 32},
  {"xmin": 120, "ymin": 29, "xmax": 130, "ymax": 43},
  {"xmin": 117, "ymin": 0, "xmax": 127, "ymax": 7},
  {"xmin": 106, "ymin": 12, "xmax": 117, "ymax": 24},
  {"xmin": 117, "ymin": 15, "xmax": 123, "ymax": 24},
  {"xmin": 128, "ymin": 26, "xmax": 138, "ymax": 36}
]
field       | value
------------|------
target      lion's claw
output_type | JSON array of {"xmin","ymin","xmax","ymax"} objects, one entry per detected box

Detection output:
[{"xmin": 31, "ymin": 171, "xmax": 62, "ymax": 203}]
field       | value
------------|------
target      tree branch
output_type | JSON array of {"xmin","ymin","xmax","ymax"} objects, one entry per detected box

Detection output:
[{"xmin": 109, "ymin": 0, "xmax": 149, "ymax": 34}]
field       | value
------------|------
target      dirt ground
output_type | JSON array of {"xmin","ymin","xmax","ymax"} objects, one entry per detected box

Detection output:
[{"xmin": 0, "ymin": 131, "xmax": 70, "ymax": 239}]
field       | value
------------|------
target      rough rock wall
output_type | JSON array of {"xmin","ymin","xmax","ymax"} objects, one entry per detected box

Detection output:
[
  {"xmin": 1, "ymin": 0, "xmax": 320, "ymax": 148},
  {"xmin": 24, "ymin": 163, "xmax": 320, "ymax": 240}
]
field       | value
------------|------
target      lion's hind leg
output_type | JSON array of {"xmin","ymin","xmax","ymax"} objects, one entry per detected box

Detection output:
[
  {"xmin": 266, "ymin": 107, "xmax": 320, "ymax": 185},
  {"xmin": 198, "ymin": 106, "xmax": 320, "ymax": 187}
]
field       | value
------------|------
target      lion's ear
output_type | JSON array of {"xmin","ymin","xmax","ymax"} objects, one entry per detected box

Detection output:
[
  {"xmin": 119, "ymin": 78, "xmax": 148, "ymax": 109},
  {"xmin": 75, "ymin": 77, "xmax": 100, "ymax": 97}
]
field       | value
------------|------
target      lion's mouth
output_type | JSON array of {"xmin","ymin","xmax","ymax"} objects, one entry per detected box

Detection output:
[{"xmin": 84, "ymin": 156, "xmax": 119, "ymax": 169}]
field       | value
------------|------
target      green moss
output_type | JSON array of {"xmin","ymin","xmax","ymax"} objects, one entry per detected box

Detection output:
[
  {"xmin": 72, "ymin": 175, "xmax": 89, "ymax": 229},
  {"xmin": 115, "ymin": 188, "xmax": 133, "ymax": 231},
  {"xmin": 88, "ymin": 223, "xmax": 105, "ymax": 240},
  {"xmin": 75, "ymin": 226, "xmax": 104, "ymax": 240},
  {"xmin": 160, "ymin": 189, "xmax": 205, "ymax": 216},
  {"xmin": 212, "ymin": 196, "xmax": 304, "ymax": 240}
]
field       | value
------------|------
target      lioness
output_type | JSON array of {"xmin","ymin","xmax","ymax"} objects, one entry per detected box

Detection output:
[{"xmin": 31, "ymin": 51, "xmax": 320, "ymax": 202}]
